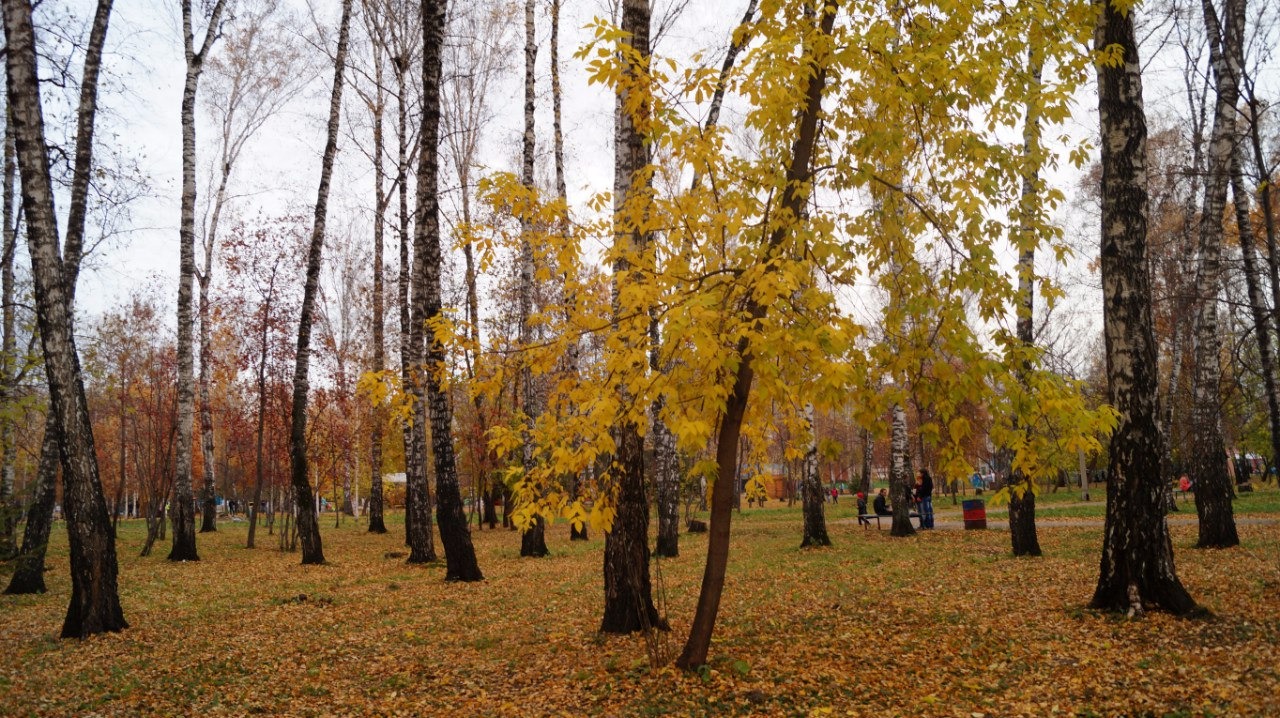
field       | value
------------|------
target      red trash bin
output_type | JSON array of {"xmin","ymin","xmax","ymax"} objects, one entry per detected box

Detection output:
[{"xmin": 962, "ymin": 499, "xmax": 987, "ymax": 530}]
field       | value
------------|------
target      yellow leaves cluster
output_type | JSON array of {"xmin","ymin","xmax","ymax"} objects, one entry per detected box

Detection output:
[{"xmin": 410, "ymin": 0, "xmax": 1115, "ymax": 532}]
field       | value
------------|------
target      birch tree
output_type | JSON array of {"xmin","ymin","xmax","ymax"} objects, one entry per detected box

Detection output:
[
  {"xmin": 1089, "ymin": 0, "xmax": 1199, "ymax": 615},
  {"xmin": 416, "ymin": 0, "xmax": 481, "ymax": 581},
  {"xmin": 289, "ymin": 0, "xmax": 355, "ymax": 565},
  {"xmin": 1188, "ymin": 0, "xmax": 1243, "ymax": 549},
  {"xmin": 172, "ymin": 0, "xmax": 229, "ymax": 562},
  {"xmin": 1, "ymin": 0, "xmax": 127, "ymax": 634}
]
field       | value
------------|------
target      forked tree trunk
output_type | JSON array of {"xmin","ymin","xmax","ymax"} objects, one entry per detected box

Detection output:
[
  {"xmin": 601, "ymin": 0, "xmax": 662, "ymax": 636},
  {"xmin": 516, "ymin": 0, "xmax": 547, "ymax": 559},
  {"xmin": 288, "ymin": 0, "xmax": 355, "ymax": 566},
  {"xmin": 1008, "ymin": 54, "xmax": 1043, "ymax": 557},
  {"xmin": 799, "ymin": 405, "xmax": 830, "ymax": 547},
  {"xmin": 1188, "ymin": 0, "xmax": 1241, "ymax": 549},
  {"xmin": 1089, "ymin": 0, "xmax": 1198, "ymax": 616},
  {"xmin": 2, "ymin": 0, "xmax": 127, "ymax": 636},
  {"xmin": 418, "ymin": 0, "xmax": 481, "ymax": 581},
  {"xmin": 171, "ymin": 0, "xmax": 229, "ymax": 563},
  {"xmin": 676, "ymin": 0, "xmax": 835, "ymax": 669}
]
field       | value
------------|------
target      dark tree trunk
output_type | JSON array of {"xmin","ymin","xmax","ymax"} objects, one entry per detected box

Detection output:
[
  {"xmin": 4, "ymin": 422, "xmax": 58, "ymax": 594},
  {"xmin": 800, "ymin": 405, "xmax": 830, "ymax": 548},
  {"xmin": 677, "ymin": 0, "xmax": 834, "ymax": 668},
  {"xmin": 601, "ymin": 0, "xmax": 662, "ymax": 635},
  {"xmin": 288, "ymin": 0, "xmax": 354, "ymax": 566},
  {"xmin": 2, "ymin": 0, "xmax": 127, "ymax": 636},
  {"xmin": 600, "ymin": 416, "xmax": 664, "ymax": 632},
  {"xmin": 484, "ymin": 485, "xmax": 499, "ymax": 529},
  {"xmin": 1008, "ymin": 487, "xmax": 1040, "ymax": 556},
  {"xmin": 418, "ymin": 0, "xmax": 481, "ymax": 581},
  {"xmin": 1089, "ymin": 0, "xmax": 1198, "ymax": 616}
]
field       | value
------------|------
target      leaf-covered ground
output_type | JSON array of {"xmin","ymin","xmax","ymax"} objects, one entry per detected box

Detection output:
[{"xmin": 3, "ymin": 494, "xmax": 1279, "ymax": 717}]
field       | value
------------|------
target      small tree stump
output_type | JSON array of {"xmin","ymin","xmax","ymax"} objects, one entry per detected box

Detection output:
[{"xmin": 687, "ymin": 519, "xmax": 708, "ymax": 533}]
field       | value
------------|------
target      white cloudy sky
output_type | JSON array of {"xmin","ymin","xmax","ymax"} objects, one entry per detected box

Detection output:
[{"xmin": 33, "ymin": 0, "xmax": 1280, "ymax": 380}]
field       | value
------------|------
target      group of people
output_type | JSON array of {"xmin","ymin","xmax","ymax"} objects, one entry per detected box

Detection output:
[{"xmin": 855, "ymin": 469, "xmax": 936, "ymax": 529}]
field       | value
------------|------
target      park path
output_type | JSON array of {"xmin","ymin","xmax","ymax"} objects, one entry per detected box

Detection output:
[{"xmin": 838, "ymin": 514, "xmax": 1280, "ymax": 530}]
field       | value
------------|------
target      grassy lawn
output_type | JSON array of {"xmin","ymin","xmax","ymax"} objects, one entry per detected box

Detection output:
[{"xmin": 2, "ymin": 504, "xmax": 1278, "ymax": 716}]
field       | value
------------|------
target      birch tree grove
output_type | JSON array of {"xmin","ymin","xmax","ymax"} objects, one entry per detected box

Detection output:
[{"xmin": 289, "ymin": 0, "xmax": 356, "ymax": 566}]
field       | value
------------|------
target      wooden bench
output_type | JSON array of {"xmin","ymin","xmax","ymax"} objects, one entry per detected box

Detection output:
[{"xmin": 858, "ymin": 512, "xmax": 920, "ymax": 529}]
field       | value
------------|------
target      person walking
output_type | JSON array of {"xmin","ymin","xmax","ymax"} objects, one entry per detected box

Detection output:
[{"xmin": 918, "ymin": 469, "xmax": 935, "ymax": 529}]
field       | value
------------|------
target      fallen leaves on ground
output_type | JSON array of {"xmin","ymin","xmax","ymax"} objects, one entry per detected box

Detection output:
[{"xmin": 1, "ymin": 502, "xmax": 1278, "ymax": 717}]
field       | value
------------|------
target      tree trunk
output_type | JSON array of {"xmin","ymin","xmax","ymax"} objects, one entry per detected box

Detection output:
[
  {"xmin": 859, "ymin": 427, "xmax": 872, "ymax": 495},
  {"xmin": 4, "ymin": 422, "xmax": 57, "ymax": 594},
  {"xmin": 0, "ymin": 114, "xmax": 16, "ymax": 558},
  {"xmin": 418, "ymin": 0, "xmax": 481, "ymax": 581},
  {"xmin": 170, "ymin": 0, "xmax": 228, "ymax": 563},
  {"xmin": 888, "ymin": 404, "xmax": 916, "ymax": 537},
  {"xmin": 676, "ymin": 0, "xmax": 835, "ymax": 669},
  {"xmin": 1241, "ymin": 75, "xmax": 1280, "ymax": 370},
  {"xmin": 393, "ymin": 53, "xmax": 433, "ymax": 559},
  {"xmin": 2, "ymin": 0, "xmax": 128, "ymax": 636},
  {"xmin": 246, "ymin": 294, "xmax": 271, "ymax": 550},
  {"xmin": 1188, "ymin": 0, "xmax": 1241, "ymax": 550},
  {"xmin": 1230, "ymin": 152, "xmax": 1280, "ymax": 489},
  {"xmin": 601, "ymin": 0, "xmax": 662, "ymax": 636},
  {"xmin": 800, "ymin": 404, "xmax": 831, "ymax": 548},
  {"xmin": 652, "ymin": 399, "xmax": 679, "ymax": 555},
  {"xmin": 367, "ymin": 32, "xmax": 389, "ymax": 536},
  {"xmin": 1008, "ymin": 54, "xmax": 1043, "ymax": 557},
  {"xmin": 651, "ymin": 0, "xmax": 759, "ymax": 559},
  {"xmin": 549, "ymin": 0, "xmax": 587, "ymax": 544},
  {"xmin": 516, "ymin": 0, "xmax": 548, "ymax": 559},
  {"xmin": 289, "ymin": 0, "xmax": 354, "ymax": 566},
  {"xmin": 197, "ymin": 230, "xmax": 218, "ymax": 532},
  {"xmin": 1089, "ymin": 0, "xmax": 1198, "ymax": 616}
]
